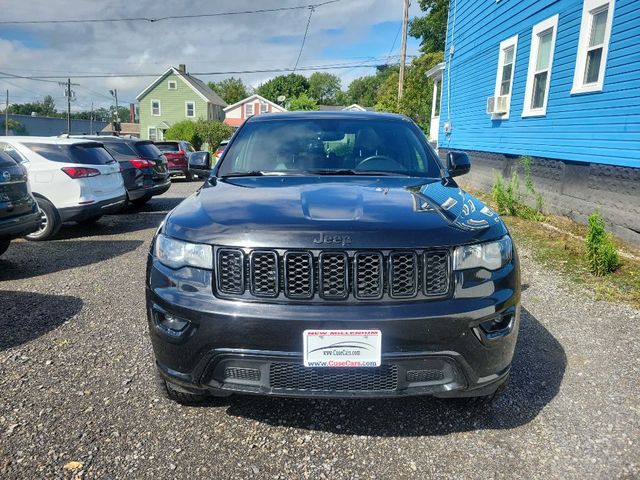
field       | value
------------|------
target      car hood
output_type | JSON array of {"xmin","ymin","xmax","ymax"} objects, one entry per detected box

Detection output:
[{"xmin": 164, "ymin": 176, "xmax": 507, "ymax": 248}]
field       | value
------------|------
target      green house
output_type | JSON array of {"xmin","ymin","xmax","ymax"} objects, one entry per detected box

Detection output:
[{"xmin": 136, "ymin": 64, "xmax": 227, "ymax": 141}]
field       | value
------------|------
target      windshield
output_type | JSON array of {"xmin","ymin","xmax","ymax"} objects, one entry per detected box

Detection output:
[{"xmin": 217, "ymin": 119, "xmax": 441, "ymax": 177}]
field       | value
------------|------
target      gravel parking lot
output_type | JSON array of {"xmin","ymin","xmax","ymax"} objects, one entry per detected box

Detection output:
[{"xmin": 0, "ymin": 180, "xmax": 638, "ymax": 479}]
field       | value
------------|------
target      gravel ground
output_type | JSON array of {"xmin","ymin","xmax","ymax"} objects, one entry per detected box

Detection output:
[{"xmin": 0, "ymin": 180, "xmax": 638, "ymax": 479}]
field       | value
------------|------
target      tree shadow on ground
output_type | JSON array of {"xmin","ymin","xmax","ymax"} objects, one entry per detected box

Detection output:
[
  {"xmin": 0, "ymin": 239, "xmax": 142, "ymax": 281},
  {"xmin": 223, "ymin": 307, "xmax": 566, "ymax": 435},
  {"xmin": 0, "ymin": 291, "xmax": 83, "ymax": 350}
]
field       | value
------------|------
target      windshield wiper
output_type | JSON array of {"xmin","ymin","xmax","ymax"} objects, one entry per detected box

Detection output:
[
  {"xmin": 305, "ymin": 169, "xmax": 407, "ymax": 176},
  {"xmin": 220, "ymin": 170, "xmax": 269, "ymax": 178}
]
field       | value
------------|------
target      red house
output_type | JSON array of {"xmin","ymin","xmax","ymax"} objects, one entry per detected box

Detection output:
[{"xmin": 223, "ymin": 94, "xmax": 287, "ymax": 127}]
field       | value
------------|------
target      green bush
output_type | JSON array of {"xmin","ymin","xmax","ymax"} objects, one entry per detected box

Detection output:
[
  {"xmin": 491, "ymin": 157, "xmax": 544, "ymax": 221},
  {"xmin": 164, "ymin": 120, "xmax": 202, "ymax": 150},
  {"xmin": 585, "ymin": 211, "xmax": 620, "ymax": 276},
  {"xmin": 195, "ymin": 120, "xmax": 235, "ymax": 151}
]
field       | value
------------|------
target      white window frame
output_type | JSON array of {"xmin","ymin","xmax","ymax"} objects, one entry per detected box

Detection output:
[
  {"xmin": 522, "ymin": 14, "xmax": 559, "ymax": 117},
  {"xmin": 260, "ymin": 103, "xmax": 268, "ymax": 114},
  {"xmin": 185, "ymin": 101, "xmax": 196, "ymax": 118},
  {"xmin": 245, "ymin": 103, "xmax": 254, "ymax": 117},
  {"xmin": 168, "ymin": 80, "xmax": 177, "ymax": 90},
  {"xmin": 493, "ymin": 34, "xmax": 519, "ymax": 120},
  {"xmin": 571, "ymin": 0, "xmax": 615, "ymax": 94},
  {"xmin": 151, "ymin": 100, "xmax": 161, "ymax": 116},
  {"xmin": 148, "ymin": 127, "xmax": 157, "ymax": 141}
]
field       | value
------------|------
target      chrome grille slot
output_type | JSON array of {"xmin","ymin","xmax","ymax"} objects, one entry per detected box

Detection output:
[
  {"xmin": 216, "ymin": 249, "xmax": 244, "ymax": 294},
  {"xmin": 250, "ymin": 251, "xmax": 279, "ymax": 297},
  {"xmin": 319, "ymin": 252, "xmax": 349, "ymax": 299},
  {"xmin": 389, "ymin": 252, "xmax": 418, "ymax": 298},
  {"xmin": 284, "ymin": 252, "xmax": 314, "ymax": 299},
  {"xmin": 354, "ymin": 252, "xmax": 384, "ymax": 299},
  {"xmin": 424, "ymin": 251, "xmax": 450, "ymax": 296}
]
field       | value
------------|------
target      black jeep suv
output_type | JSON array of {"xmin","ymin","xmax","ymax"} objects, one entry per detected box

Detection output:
[
  {"xmin": 0, "ymin": 151, "xmax": 40, "ymax": 257},
  {"xmin": 146, "ymin": 112, "xmax": 520, "ymax": 404}
]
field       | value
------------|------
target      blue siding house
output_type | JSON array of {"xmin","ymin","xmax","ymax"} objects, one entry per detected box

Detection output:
[{"xmin": 433, "ymin": 0, "xmax": 640, "ymax": 243}]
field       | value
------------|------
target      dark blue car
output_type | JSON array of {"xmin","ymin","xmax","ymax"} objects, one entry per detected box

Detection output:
[{"xmin": 146, "ymin": 112, "xmax": 521, "ymax": 404}]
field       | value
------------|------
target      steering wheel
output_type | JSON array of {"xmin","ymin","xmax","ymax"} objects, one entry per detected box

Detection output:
[{"xmin": 356, "ymin": 155, "xmax": 406, "ymax": 172}]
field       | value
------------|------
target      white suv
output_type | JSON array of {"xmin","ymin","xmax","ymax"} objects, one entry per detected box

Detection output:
[{"xmin": 0, "ymin": 137, "xmax": 126, "ymax": 240}]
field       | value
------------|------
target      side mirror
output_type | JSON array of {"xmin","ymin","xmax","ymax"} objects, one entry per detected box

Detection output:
[
  {"xmin": 447, "ymin": 151, "xmax": 471, "ymax": 177},
  {"xmin": 188, "ymin": 151, "xmax": 212, "ymax": 177}
]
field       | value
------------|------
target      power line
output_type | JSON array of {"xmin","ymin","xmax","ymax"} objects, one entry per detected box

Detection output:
[
  {"xmin": 0, "ymin": 0, "xmax": 340, "ymax": 25},
  {"xmin": 293, "ymin": 6, "xmax": 315, "ymax": 72}
]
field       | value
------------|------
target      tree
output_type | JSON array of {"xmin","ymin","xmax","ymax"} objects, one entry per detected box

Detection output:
[
  {"xmin": 409, "ymin": 0, "xmax": 449, "ymax": 54},
  {"xmin": 375, "ymin": 52, "xmax": 444, "ymax": 131},
  {"xmin": 0, "ymin": 119, "xmax": 27, "ymax": 135},
  {"xmin": 195, "ymin": 120, "xmax": 235, "ymax": 151},
  {"xmin": 207, "ymin": 77, "xmax": 250, "ymax": 104},
  {"xmin": 308, "ymin": 72, "xmax": 341, "ymax": 104},
  {"xmin": 257, "ymin": 73, "xmax": 309, "ymax": 103},
  {"xmin": 346, "ymin": 67, "xmax": 397, "ymax": 107},
  {"xmin": 287, "ymin": 93, "xmax": 319, "ymax": 111},
  {"xmin": 42, "ymin": 95, "xmax": 56, "ymax": 116},
  {"xmin": 165, "ymin": 120, "xmax": 203, "ymax": 150}
]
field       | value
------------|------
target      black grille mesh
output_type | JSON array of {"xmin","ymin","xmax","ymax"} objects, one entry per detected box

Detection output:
[
  {"xmin": 390, "ymin": 252, "xmax": 418, "ymax": 298},
  {"xmin": 270, "ymin": 363, "xmax": 398, "ymax": 391},
  {"xmin": 354, "ymin": 253, "xmax": 383, "ymax": 299},
  {"xmin": 424, "ymin": 252, "xmax": 450, "ymax": 295},
  {"xmin": 251, "ymin": 251, "xmax": 278, "ymax": 297},
  {"xmin": 214, "ymin": 248, "xmax": 450, "ymax": 301},
  {"xmin": 319, "ymin": 253, "xmax": 348, "ymax": 298},
  {"xmin": 406, "ymin": 369, "xmax": 445, "ymax": 382},
  {"xmin": 285, "ymin": 252, "xmax": 313, "ymax": 299},
  {"xmin": 224, "ymin": 367, "xmax": 261, "ymax": 382},
  {"xmin": 217, "ymin": 249, "xmax": 244, "ymax": 294}
]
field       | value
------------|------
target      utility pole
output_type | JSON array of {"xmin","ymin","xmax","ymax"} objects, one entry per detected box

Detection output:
[
  {"xmin": 110, "ymin": 89, "xmax": 120, "ymax": 134},
  {"xmin": 398, "ymin": 0, "xmax": 410, "ymax": 103},
  {"xmin": 4, "ymin": 90, "xmax": 8, "ymax": 136},
  {"xmin": 58, "ymin": 78, "xmax": 77, "ymax": 134},
  {"xmin": 90, "ymin": 102, "xmax": 94, "ymax": 134}
]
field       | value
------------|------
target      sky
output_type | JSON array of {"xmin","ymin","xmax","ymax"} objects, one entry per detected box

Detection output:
[{"xmin": 0, "ymin": 0, "xmax": 423, "ymax": 113}]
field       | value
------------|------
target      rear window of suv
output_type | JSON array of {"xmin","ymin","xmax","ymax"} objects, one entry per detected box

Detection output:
[
  {"xmin": 26, "ymin": 143, "xmax": 116, "ymax": 165},
  {"xmin": 155, "ymin": 142, "xmax": 180, "ymax": 153},
  {"xmin": 103, "ymin": 141, "xmax": 137, "ymax": 157},
  {"xmin": 134, "ymin": 142, "xmax": 162, "ymax": 159}
]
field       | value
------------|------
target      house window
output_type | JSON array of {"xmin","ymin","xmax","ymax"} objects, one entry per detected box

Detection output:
[
  {"xmin": 493, "ymin": 34, "xmax": 518, "ymax": 118},
  {"xmin": 260, "ymin": 103, "xmax": 268, "ymax": 114},
  {"xmin": 523, "ymin": 15, "xmax": 559, "ymax": 117},
  {"xmin": 168, "ymin": 80, "xmax": 177, "ymax": 90},
  {"xmin": 151, "ymin": 100, "xmax": 161, "ymax": 116},
  {"xmin": 572, "ymin": 0, "xmax": 615, "ymax": 94},
  {"xmin": 148, "ymin": 127, "xmax": 157, "ymax": 141},
  {"xmin": 185, "ymin": 101, "xmax": 195, "ymax": 118},
  {"xmin": 245, "ymin": 103, "xmax": 254, "ymax": 117}
]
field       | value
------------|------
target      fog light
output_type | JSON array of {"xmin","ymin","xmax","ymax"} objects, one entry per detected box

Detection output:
[
  {"xmin": 479, "ymin": 313, "xmax": 514, "ymax": 337},
  {"xmin": 155, "ymin": 311, "xmax": 189, "ymax": 335}
]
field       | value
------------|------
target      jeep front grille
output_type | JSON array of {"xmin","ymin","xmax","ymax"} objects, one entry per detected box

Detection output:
[{"xmin": 214, "ymin": 247, "xmax": 451, "ymax": 303}]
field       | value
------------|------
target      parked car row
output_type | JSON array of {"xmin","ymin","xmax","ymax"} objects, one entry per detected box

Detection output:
[{"xmin": 0, "ymin": 135, "xmax": 175, "ymax": 255}]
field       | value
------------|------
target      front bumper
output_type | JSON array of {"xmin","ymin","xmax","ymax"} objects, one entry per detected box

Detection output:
[
  {"xmin": 0, "ymin": 209, "xmax": 41, "ymax": 240},
  {"xmin": 59, "ymin": 194, "xmax": 127, "ymax": 222},
  {"xmin": 146, "ymin": 256, "xmax": 521, "ymax": 399}
]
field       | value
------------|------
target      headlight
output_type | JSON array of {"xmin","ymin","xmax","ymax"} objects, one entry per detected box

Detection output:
[
  {"xmin": 155, "ymin": 234, "xmax": 212, "ymax": 270},
  {"xmin": 453, "ymin": 235, "xmax": 513, "ymax": 271}
]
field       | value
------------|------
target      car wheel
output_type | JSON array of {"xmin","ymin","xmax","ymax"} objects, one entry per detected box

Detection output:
[
  {"xmin": 25, "ymin": 198, "xmax": 61, "ymax": 241},
  {"xmin": 76, "ymin": 215, "xmax": 103, "ymax": 225},
  {"xmin": 131, "ymin": 196, "xmax": 150, "ymax": 206},
  {"xmin": 156, "ymin": 372, "xmax": 210, "ymax": 405},
  {"xmin": 463, "ymin": 375, "xmax": 509, "ymax": 407},
  {"xmin": 185, "ymin": 171, "xmax": 194, "ymax": 182},
  {"xmin": 0, "ymin": 239, "xmax": 10, "ymax": 257}
]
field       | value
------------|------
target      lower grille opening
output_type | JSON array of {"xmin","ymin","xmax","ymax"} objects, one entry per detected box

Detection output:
[
  {"xmin": 269, "ymin": 363, "xmax": 398, "ymax": 392},
  {"xmin": 224, "ymin": 367, "xmax": 261, "ymax": 382},
  {"xmin": 406, "ymin": 369, "xmax": 445, "ymax": 383}
]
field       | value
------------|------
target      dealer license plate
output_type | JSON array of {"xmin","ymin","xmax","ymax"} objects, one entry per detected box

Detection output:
[{"xmin": 303, "ymin": 329, "xmax": 382, "ymax": 367}]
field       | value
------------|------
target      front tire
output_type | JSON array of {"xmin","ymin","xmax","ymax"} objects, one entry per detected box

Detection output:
[
  {"xmin": 25, "ymin": 198, "xmax": 61, "ymax": 241},
  {"xmin": 0, "ymin": 239, "xmax": 10, "ymax": 257},
  {"xmin": 131, "ymin": 196, "xmax": 150, "ymax": 206},
  {"xmin": 185, "ymin": 171, "xmax": 194, "ymax": 182},
  {"xmin": 156, "ymin": 371, "xmax": 210, "ymax": 405}
]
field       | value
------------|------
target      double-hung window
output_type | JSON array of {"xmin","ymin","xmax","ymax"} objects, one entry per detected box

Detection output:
[
  {"xmin": 493, "ymin": 35, "xmax": 518, "ymax": 118},
  {"xmin": 148, "ymin": 127, "xmax": 157, "ymax": 141},
  {"xmin": 572, "ymin": 0, "xmax": 614, "ymax": 93},
  {"xmin": 523, "ymin": 15, "xmax": 559, "ymax": 117},
  {"xmin": 260, "ymin": 103, "xmax": 268, "ymax": 114},
  {"xmin": 245, "ymin": 103, "xmax": 254, "ymax": 117},
  {"xmin": 151, "ymin": 100, "xmax": 161, "ymax": 116},
  {"xmin": 185, "ymin": 101, "xmax": 195, "ymax": 118}
]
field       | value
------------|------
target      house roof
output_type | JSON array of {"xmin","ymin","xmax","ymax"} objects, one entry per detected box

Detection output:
[
  {"xmin": 223, "ymin": 94, "xmax": 286, "ymax": 112},
  {"xmin": 425, "ymin": 62, "xmax": 445, "ymax": 80},
  {"xmin": 135, "ymin": 67, "xmax": 227, "ymax": 107},
  {"xmin": 101, "ymin": 122, "xmax": 140, "ymax": 135}
]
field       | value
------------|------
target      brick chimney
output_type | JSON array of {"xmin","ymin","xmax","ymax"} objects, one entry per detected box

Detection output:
[{"xmin": 178, "ymin": 64, "xmax": 186, "ymax": 73}]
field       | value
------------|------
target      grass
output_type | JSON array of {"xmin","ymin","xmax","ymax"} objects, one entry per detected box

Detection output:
[{"xmin": 467, "ymin": 185, "xmax": 640, "ymax": 310}]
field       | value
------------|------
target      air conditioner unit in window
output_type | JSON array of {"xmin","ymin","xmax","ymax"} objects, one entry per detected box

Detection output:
[{"xmin": 486, "ymin": 96, "xmax": 510, "ymax": 115}]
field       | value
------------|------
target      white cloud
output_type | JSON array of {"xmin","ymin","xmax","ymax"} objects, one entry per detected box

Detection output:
[{"xmin": 0, "ymin": 0, "xmax": 424, "ymax": 111}]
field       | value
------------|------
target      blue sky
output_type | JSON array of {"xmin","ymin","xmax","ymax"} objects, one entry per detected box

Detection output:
[{"xmin": 0, "ymin": 0, "xmax": 425, "ymax": 110}]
